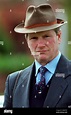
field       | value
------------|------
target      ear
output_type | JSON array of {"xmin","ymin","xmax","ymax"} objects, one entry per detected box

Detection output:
[{"xmin": 57, "ymin": 30, "xmax": 62, "ymax": 44}]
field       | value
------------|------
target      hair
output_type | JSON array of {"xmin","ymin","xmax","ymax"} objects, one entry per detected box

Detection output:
[
  {"xmin": 25, "ymin": 27, "xmax": 61, "ymax": 39},
  {"xmin": 54, "ymin": 27, "xmax": 61, "ymax": 34}
]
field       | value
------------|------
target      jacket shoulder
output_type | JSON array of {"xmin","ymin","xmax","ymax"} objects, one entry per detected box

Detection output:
[
  {"xmin": 7, "ymin": 70, "xmax": 22, "ymax": 82},
  {"xmin": 7, "ymin": 63, "xmax": 34, "ymax": 84}
]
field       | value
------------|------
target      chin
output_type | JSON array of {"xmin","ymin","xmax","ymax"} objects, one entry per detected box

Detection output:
[{"xmin": 38, "ymin": 55, "xmax": 48, "ymax": 61}]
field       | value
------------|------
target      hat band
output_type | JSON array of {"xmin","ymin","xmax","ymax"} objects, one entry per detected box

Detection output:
[{"xmin": 24, "ymin": 20, "xmax": 57, "ymax": 29}]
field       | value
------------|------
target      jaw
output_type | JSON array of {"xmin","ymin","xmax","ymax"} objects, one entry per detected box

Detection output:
[
  {"xmin": 34, "ymin": 51, "xmax": 59, "ymax": 65},
  {"xmin": 35, "ymin": 54, "xmax": 50, "ymax": 65}
]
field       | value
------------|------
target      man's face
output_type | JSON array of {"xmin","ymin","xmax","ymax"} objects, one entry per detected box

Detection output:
[{"xmin": 26, "ymin": 29, "xmax": 61, "ymax": 65}]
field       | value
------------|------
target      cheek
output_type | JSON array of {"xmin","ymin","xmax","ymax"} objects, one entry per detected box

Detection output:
[
  {"xmin": 47, "ymin": 38, "xmax": 55, "ymax": 45},
  {"xmin": 28, "ymin": 42, "xmax": 36, "ymax": 50}
]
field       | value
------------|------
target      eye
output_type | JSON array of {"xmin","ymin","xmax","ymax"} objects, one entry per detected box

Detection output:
[
  {"xmin": 44, "ymin": 35, "xmax": 49, "ymax": 38},
  {"xmin": 43, "ymin": 35, "xmax": 50, "ymax": 38},
  {"xmin": 30, "ymin": 37, "xmax": 38, "ymax": 40}
]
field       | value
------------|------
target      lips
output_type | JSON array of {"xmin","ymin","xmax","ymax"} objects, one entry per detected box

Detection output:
[{"xmin": 37, "ymin": 50, "xmax": 48, "ymax": 53}]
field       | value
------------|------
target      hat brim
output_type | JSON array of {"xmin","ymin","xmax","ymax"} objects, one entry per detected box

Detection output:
[{"xmin": 14, "ymin": 19, "xmax": 67, "ymax": 34}]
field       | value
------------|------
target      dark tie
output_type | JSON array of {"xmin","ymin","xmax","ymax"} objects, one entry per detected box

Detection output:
[{"xmin": 36, "ymin": 66, "xmax": 47, "ymax": 93}]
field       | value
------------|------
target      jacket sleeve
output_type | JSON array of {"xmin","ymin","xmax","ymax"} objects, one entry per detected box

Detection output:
[{"xmin": 3, "ymin": 71, "xmax": 19, "ymax": 108}]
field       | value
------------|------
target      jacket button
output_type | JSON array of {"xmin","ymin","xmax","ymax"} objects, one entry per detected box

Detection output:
[
  {"xmin": 47, "ymin": 106, "xmax": 49, "ymax": 108},
  {"xmin": 22, "ymin": 85, "xmax": 24, "ymax": 87},
  {"xmin": 22, "ymin": 106, "xmax": 25, "ymax": 108},
  {"xmin": 10, "ymin": 95, "xmax": 12, "ymax": 98},
  {"xmin": 59, "ymin": 95, "xmax": 61, "ymax": 98}
]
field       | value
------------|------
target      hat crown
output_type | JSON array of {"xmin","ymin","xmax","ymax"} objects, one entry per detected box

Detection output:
[
  {"xmin": 24, "ymin": 4, "xmax": 57, "ymax": 28},
  {"xmin": 14, "ymin": 3, "xmax": 67, "ymax": 33}
]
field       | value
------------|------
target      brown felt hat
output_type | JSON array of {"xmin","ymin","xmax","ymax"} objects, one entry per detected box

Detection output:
[{"xmin": 14, "ymin": 4, "xmax": 67, "ymax": 34}]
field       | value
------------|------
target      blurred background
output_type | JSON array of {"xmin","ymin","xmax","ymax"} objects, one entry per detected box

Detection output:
[{"xmin": 0, "ymin": 0, "xmax": 71, "ymax": 94}]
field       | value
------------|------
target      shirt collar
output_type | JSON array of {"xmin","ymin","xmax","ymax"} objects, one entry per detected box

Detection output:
[{"xmin": 35, "ymin": 51, "xmax": 61, "ymax": 76}]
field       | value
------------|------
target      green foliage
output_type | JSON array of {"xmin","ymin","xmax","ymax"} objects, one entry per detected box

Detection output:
[
  {"xmin": 0, "ymin": 54, "xmax": 33, "ymax": 74},
  {"xmin": 0, "ymin": 25, "xmax": 34, "ymax": 74},
  {"xmin": 0, "ymin": 25, "xmax": 14, "ymax": 54}
]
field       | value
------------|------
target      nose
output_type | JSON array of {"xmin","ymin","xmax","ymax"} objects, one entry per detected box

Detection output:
[{"xmin": 37, "ymin": 38, "xmax": 45, "ymax": 47}]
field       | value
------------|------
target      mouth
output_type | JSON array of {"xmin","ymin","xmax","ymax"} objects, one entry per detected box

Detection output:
[
  {"xmin": 37, "ymin": 50, "xmax": 48, "ymax": 53},
  {"xmin": 35, "ymin": 51, "xmax": 47, "ymax": 56}
]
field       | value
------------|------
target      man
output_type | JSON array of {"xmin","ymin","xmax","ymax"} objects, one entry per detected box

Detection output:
[{"xmin": 3, "ymin": 3, "xmax": 71, "ymax": 108}]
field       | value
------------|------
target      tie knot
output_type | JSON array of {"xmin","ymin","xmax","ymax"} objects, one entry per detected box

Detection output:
[{"xmin": 39, "ymin": 66, "xmax": 47, "ymax": 75}]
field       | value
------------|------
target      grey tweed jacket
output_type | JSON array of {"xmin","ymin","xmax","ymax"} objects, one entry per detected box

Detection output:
[{"xmin": 3, "ymin": 54, "xmax": 71, "ymax": 108}]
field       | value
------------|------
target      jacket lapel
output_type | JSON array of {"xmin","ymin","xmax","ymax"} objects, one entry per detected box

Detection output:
[
  {"xmin": 13, "ymin": 63, "xmax": 35, "ymax": 107},
  {"xmin": 43, "ymin": 73, "xmax": 68, "ymax": 107},
  {"xmin": 43, "ymin": 55, "xmax": 69, "ymax": 107}
]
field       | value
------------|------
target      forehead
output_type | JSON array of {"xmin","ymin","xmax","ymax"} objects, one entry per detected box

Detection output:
[{"xmin": 28, "ymin": 30, "xmax": 55, "ymax": 38}]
